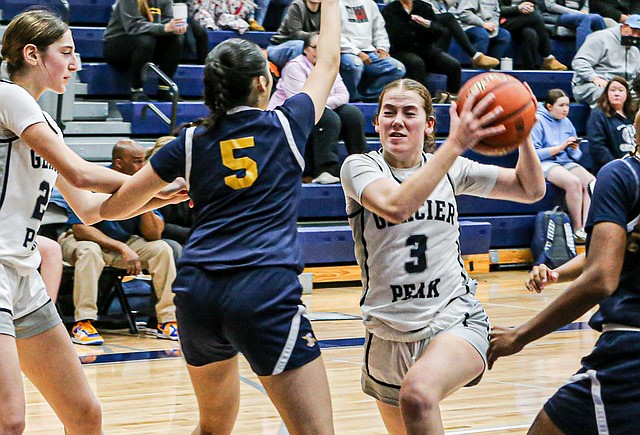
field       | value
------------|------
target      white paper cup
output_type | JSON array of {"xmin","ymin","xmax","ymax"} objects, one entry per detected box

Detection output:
[{"xmin": 172, "ymin": 3, "xmax": 188, "ymax": 20}]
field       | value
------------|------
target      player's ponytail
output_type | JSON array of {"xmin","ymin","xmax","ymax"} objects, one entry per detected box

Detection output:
[{"xmin": 202, "ymin": 39, "xmax": 268, "ymax": 131}]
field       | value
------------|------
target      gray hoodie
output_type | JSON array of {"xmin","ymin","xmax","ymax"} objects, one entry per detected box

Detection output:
[
  {"xmin": 455, "ymin": 0, "xmax": 501, "ymax": 31},
  {"xmin": 571, "ymin": 25, "xmax": 640, "ymax": 86}
]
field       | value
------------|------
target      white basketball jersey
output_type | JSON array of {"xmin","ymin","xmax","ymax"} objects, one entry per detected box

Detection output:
[
  {"xmin": 0, "ymin": 82, "xmax": 59, "ymax": 275},
  {"xmin": 341, "ymin": 149, "xmax": 499, "ymax": 340}
]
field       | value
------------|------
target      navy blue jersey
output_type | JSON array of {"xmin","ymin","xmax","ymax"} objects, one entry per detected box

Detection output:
[
  {"xmin": 585, "ymin": 156, "xmax": 640, "ymax": 330},
  {"xmin": 151, "ymin": 93, "xmax": 314, "ymax": 274}
]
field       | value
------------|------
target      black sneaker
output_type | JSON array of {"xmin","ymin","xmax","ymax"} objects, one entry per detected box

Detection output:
[{"xmin": 131, "ymin": 91, "xmax": 152, "ymax": 102}]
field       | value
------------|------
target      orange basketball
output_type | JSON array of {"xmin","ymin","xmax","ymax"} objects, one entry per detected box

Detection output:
[{"xmin": 456, "ymin": 72, "xmax": 537, "ymax": 156}]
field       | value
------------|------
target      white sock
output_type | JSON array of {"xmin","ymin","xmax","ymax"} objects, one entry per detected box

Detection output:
[
  {"xmin": 473, "ymin": 52, "xmax": 482, "ymax": 59},
  {"xmin": 545, "ymin": 55, "xmax": 555, "ymax": 60}
]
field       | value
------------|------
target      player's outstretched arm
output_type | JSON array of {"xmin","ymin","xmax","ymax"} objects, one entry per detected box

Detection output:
[
  {"xmin": 525, "ymin": 253, "xmax": 586, "ymax": 293},
  {"xmin": 22, "ymin": 123, "xmax": 129, "ymax": 193},
  {"xmin": 300, "ymin": 0, "xmax": 341, "ymax": 123},
  {"xmin": 488, "ymin": 222, "xmax": 624, "ymax": 369},
  {"xmin": 58, "ymin": 171, "xmax": 187, "ymax": 224}
]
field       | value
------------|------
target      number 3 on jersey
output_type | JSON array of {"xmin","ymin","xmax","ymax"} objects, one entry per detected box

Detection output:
[
  {"xmin": 220, "ymin": 137, "xmax": 259, "ymax": 190},
  {"xmin": 405, "ymin": 234, "xmax": 427, "ymax": 273}
]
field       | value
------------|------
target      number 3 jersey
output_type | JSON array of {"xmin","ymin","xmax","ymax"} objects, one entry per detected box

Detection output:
[
  {"xmin": 341, "ymin": 150, "xmax": 498, "ymax": 340},
  {"xmin": 0, "ymin": 81, "xmax": 59, "ymax": 275}
]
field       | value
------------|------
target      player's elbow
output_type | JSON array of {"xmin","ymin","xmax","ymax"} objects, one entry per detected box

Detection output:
[{"xmin": 64, "ymin": 168, "xmax": 95, "ymax": 191}]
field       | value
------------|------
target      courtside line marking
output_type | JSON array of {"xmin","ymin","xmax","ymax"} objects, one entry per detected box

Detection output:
[{"xmin": 76, "ymin": 321, "xmax": 592, "ymax": 365}]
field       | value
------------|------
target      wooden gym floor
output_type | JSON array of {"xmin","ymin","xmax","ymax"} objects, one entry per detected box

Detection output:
[{"xmin": 24, "ymin": 269, "xmax": 598, "ymax": 434}]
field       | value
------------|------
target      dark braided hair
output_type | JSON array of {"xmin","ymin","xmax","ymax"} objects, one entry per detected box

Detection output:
[{"xmin": 202, "ymin": 38, "xmax": 268, "ymax": 131}]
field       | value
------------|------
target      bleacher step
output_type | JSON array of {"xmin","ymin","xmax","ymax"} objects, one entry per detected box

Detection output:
[
  {"xmin": 63, "ymin": 120, "xmax": 131, "ymax": 135},
  {"xmin": 74, "ymin": 82, "xmax": 88, "ymax": 95},
  {"xmin": 65, "ymin": 136, "xmax": 127, "ymax": 162},
  {"xmin": 72, "ymin": 101, "xmax": 108, "ymax": 120}
]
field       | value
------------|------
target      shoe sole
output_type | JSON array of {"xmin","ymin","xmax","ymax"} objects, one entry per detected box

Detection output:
[
  {"xmin": 71, "ymin": 336, "xmax": 104, "ymax": 345},
  {"xmin": 155, "ymin": 333, "xmax": 179, "ymax": 341}
]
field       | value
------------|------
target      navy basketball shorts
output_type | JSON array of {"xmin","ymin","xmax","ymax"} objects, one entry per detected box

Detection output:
[
  {"xmin": 173, "ymin": 265, "xmax": 322, "ymax": 376},
  {"xmin": 544, "ymin": 330, "xmax": 640, "ymax": 435}
]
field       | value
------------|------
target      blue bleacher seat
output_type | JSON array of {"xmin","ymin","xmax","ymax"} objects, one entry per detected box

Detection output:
[
  {"xmin": 117, "ymin": 102, "xmax": 209, "ymax": 134},
  {"xmin": 208, "ymin": 30, "xmax": 276, "ymax": 49},
  {"xmin": 80, "ymin": 63, "xmax": 205, "ymax": 97},
  {"xmin": 114, "ymin": 99, "xmax": 590, "ymax": 137},
  {"xmin": 351, "ymin": 102, "xmax": 590, "ymax": 136},
  {"xmin": 424, "ymin": 70, "xmax": 574, "ymax": 100},
  {"xmin": 71, "ymin": 26, "xmax": 105, "ymax": 59},
  {"xmin": 1, "ymin": 0, "xmax": 113, "ymax": 24},
  {"xmin": 298, "ymin": 221, "xmax": 491, "ymax": 265}
]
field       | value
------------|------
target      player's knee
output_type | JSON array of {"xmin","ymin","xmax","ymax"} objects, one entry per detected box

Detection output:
[
  {"xmin": 0, "ymin": 413, "xmax": 26, "ymax": 435},
  {"xmin": 399, "ymin": 378, "xmax": 440, "ymax": 415},
  {"xmin": 65, "ymin": 398, "xmax": 102, "ymax": 432}
]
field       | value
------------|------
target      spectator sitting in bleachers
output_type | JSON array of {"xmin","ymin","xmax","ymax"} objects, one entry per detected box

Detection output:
[
  {"xmin": 255, "ymin": 0, "xmax": 294, "ymax": 27},
  {"xmin": 269, "ymin": 32, "xmax": 367, "ymax": 183},
  {"xmin": 55, "ymin": 140, "xmax": 179, "ymax": 345},
  {"xmin": 103, "ymin": 0, "xmax": 187, "ymax": 102},
  {"xmin": 571, "ymin": 15, "xmax": 640, "ymax": 107},
  {"xmin": 383, "ymin": 0, "xmax": 488, "ymax": 103},
  {"xmin": 590, "ymin": 0, "xmax": 640, "ymax": 27},
  {"xmin": 268, "ymin": 0, "xmax": 322, "ymax": 70},
  {"xmin": 187, "ymin": 0, "xmax": 265, "ymax": 32},
  {"xmin": 530, "ymin": 89, "xmax": 595, "ymax": 242},
  {"xmin": 498, "ymin": 0, "xmax": 567, "ymax": 70},
  {"xmin": 537, "ymin": 0, "xmax": 606, "ymax": 50},
  {"xmin": 424, "ymin": 0, "xmax": 501, "ymax": 70},
  {"xmin": 146, "ymin": 136, "xmax": 194, "ymax": 258},
  {"xmin": 177, "ymin": 0, "xmax": 210, "ymax": 63},
  {"xmin": 339, "ymin": 0, "xmax": 406, "ymax": 101},
  {"xmin": 455, "ymin": 0, "xmax": 513, "ymax": 62},
  {"xmin": 586, "ymin": 76, "xmax": 637, "ymax": 173}
]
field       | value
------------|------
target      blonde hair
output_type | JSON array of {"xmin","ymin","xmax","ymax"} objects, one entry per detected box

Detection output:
[
  {"xmin": 138, "ymin": 0, "xmax": 154, "ymax": 22},
  {"xmin": 145, "ymin": 135, "xmax": 176, "ymax": 161}
]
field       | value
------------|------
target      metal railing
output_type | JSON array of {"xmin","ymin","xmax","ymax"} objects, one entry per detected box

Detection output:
[{"xmin": 140, "ymin": 62, "xmax": 180, "ymax": 133}]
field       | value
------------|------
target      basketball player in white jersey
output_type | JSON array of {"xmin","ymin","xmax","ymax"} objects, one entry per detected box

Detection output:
[
  {"xmin": 0, "ymin": 10, "xmax": 186, "ymax": 433},
  {"xmin": 340, "ymin": 78, "xmax": 546, "ymax": 434}
]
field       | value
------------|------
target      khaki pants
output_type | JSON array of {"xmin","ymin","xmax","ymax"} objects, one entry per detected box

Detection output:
[{"xmin": 58, "ymin": 232, "xmax": 177, "ymax": 323}]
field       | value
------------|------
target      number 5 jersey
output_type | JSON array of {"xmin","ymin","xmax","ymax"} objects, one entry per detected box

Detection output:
[
  {"xmin": 0, "ymin": 81, "xmax": 59, "ymax": 275},
  {"xmin": 341, "ymin": 149, "xmax": 499, "ymax": 341}
]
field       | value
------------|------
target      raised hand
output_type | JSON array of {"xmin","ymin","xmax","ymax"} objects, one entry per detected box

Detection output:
[{"xmin": 525, "ymin": 263, "xmax": 559, "ymax": 293}]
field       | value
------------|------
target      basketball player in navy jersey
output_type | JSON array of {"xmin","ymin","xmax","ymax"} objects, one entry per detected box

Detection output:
[
  {"xmin": 489, "ymin": 112, "xmax": 640, "ymax": 434},
  {"xmin": 0, "ymin": 10, "xmax": 186, "ymax": 434},
  {"xmin": 98, "ymin": 0, "xmax": 341, "ymax": 432},
  {"xmin": 340, "ymin": 78, "xmax": 545, "ymax": 434}
]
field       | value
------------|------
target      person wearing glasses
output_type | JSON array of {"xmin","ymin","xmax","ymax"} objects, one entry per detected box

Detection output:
[{"xmin": 269, "ymin": 32, "xmax": 367, "ymax": 184}]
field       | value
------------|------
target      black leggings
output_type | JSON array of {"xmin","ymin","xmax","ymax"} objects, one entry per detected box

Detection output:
[
  {"xmin": 393, "ymin": 49, "xmax": 462, "ymax": 93},
  {"xmin": 305, "ymin": 105, "xmax": 367, "ymax": 177},
  {"xmin": 501, "ymin": 12, "xmax": 551, "ymax": 69},
  {"xmin": 433, "ymin": 12, "xmax": 477, "ymax": 58},
  {"xmin": 104, "ymin": 33, "xmax": 183, "ymax": 89}
]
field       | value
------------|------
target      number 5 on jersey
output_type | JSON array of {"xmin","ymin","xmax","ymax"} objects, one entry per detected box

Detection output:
[{"xmin": 220, "ymin": 137, "xmax": 259, "ymax": 190}]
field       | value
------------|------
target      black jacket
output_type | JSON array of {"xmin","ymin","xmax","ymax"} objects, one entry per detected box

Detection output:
[{"xmin": 382, "ymin": 0, "xmax": 445, "ymax": 54}]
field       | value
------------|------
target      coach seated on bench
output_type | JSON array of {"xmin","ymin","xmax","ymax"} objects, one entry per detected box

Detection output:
[{"xmin": 55, "ymin": 140, "xmax": 178, "ymax": 345}]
